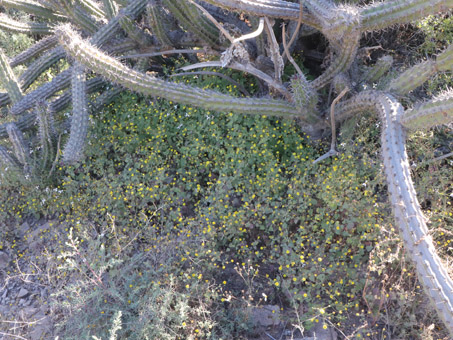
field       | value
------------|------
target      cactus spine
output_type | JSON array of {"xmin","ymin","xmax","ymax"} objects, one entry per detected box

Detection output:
[
  {"xmin": 36, "ymin": 101, "xmax": 56, "ymax": 172},
  {"xmin": 0, "ymin": 48, "xmax": 23, "ymax": 104}
]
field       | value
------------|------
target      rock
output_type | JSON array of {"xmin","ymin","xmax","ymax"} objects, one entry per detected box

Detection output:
[
  {"xmin": 0, "ymin": 251, "xmax": 10, "ymax": 269},
  {"xmin": 17, "ymin": 288, "xmax": 29, "ymax": 298},
  {"xmin": 29, "ymin": 315, "xmax": 52, "ymax": 340},
  {"xmin": 308, "ymin": 321, "xmax": 338, "ymax": 340},
  {"xmin": 251, "ymin": 305, "xmax": 280, "ymax": 327},
  {"xmin": 1, "ymin": 288, "xmax": 8, "ymax": 299}
]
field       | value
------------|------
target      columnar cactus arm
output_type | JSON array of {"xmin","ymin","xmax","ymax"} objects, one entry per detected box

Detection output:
[
  {"xmin": 0, "ymin": 0, "xmax": 67, "ymax": 21},
  {"xmin": 0, "ymin": 145, "xmax": 21, "ymax": 171},
  {"xmin": 11, "ymin": 68, "xmax": 72, "ymax": 116},
  {"xmin": 200, "ymin": 0, "xmax": 322, "ymax": 30},
  {"xmin": 146, "ymin": 1, "xmax": 175, "ymax": 48},
  {"xmin": 312, "ymin": 29, "xmax": 360, "ymax": 89},
  {"xmin": 56, "ymin": 25, "xmax": 303, "ymax": 119},
  {"xmin": 118, "ymin": 14, "xmax": 152, "ymax": 46},
  {"xmin": 54, "ymin": 0, "xmax": 99, "ymax": 33},
  {"xmin": 36, "ymin": 101, "xmax": 56, "ymax": 171},
  {"xmin": 378, "ymin": 93, "xmax": 453, "ymax": 337},
  {"xmin": 102, "ymin": 0, "xmax": 119, "ymax": 19},
  {"xmin": 18, "ymin": 47, "xmax": 66, "ymax": 92},
  {"xmin": 162, "ymin": 0, "xmax": 220, "ymax": 47},
  {"xmin": 401, "ymin": 89, "xmax": 453, "ymax": 130},
  {"xmin": 0, "ymin": 14, "xmax": 54, "ymax": 35},
  {"xmin": 76, "ymin": 0, "xmax": 106, "ymax": 19},
  {"xmin": 0, "ymin": 48, "xmax": 23, "ymax": 104},
  {"xmin": 9, "ymin": 35, "xmax": 59, "ymax": 68},
  {"xmin": 361, "ymin": 0, "xmax": 453, "ymax": 32},
  {"xmin": 334, "ymin": 90, "xmax": 453, "ymax": 335},
  {"xmin": 388, "ymin": 44, "xmax": 453, "ymax": 95},
  {"xmin": 63, "ymin": 63, "xmax": 88, "ymax": 163},
  {"xmin": 5, "ymin": 122, "xmax": 30, "ymax": 168},
  {"xmin": 360, "ymin": 55, "xmax": 393, "ymax": 84}
]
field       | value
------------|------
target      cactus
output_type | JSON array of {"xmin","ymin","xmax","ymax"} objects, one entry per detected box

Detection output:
[
  {"xmin": 0, "ymin": 13, "xmax": 54, "ymax": 35},
  {"xmin": 146, "ymin": 1, "xmax": 174, "ymax": 48},
  {"xmin": 388, "ymin": 43, "xmax": 453, "ymax": 95},
  {"xmin": 1, "ymin": 0, "xmax": 453, "ymax": 336},
  {"xmin": 161, "ymin": 0, "xmax": 220, "ymax": 46},
  {"xmin": 0, "ymin": 0, "xmax": 67, "ymax": 21},
  {"xmin": 0, "ymin": 48, "xmax": 23, "ymax": 104},
  {"xmin": 102, "ymin": 0, "xmax": 119, "ymax": 19},
  {"xmin": 401, "ymin": 89, "xmax": 453, "ymax": 130},
  {"xmin": 5, "ymin": 122, "xmax": 30, "ymax": 168},
  {"xmin": 56, "ymin": 26, "xmax": 302, "ymax": 119},
  {"xmin": 361, "ymin": 55, "xmax": 393, "ymax": 84},
  {"xmin": 62, "ymin": 63, "xmax": 88, "ymax": 164},
  {"xmin": 9, "ymin": 35, "xmax": 59, "ymax": 68}
]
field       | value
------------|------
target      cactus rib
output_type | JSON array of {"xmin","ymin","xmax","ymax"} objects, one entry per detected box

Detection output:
[
  {"xmin": 146, "ymin": 1, "xmax": 174, "ymax": 48},
  {"xmin": 5, "ymin": 122, "xmax": 30, "ymax": 167}
]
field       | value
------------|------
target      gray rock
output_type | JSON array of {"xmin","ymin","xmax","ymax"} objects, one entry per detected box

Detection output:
[
  {"xmin": 17, "ymin": 287, "xmax": 29, "ymax": 298},
  {"xmin": 251, "ymin": 305, "xmax": 280, "ymax": 327},
  {"xmin": 1, "ymin": 288, "xmax": 8, "ymax": 299},
  {"xmin": 308, "ymin": 322, "xmax": 338, "ymax": 340},
  {"xmin": 0, "ymin": 251, "xmax": 10, "ymax": 269}
]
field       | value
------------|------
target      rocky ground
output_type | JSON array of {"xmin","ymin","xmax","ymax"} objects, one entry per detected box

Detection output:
[{"xmin": 0, "ymin": 219, "xmax": 339, "ymax": 340}]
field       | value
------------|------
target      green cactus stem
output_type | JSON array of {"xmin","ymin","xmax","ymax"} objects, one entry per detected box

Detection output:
[
  {"xmin": 0, "ymin": 14, "xmax": 54, "ymax": 35},
  {"xmin": 0, "ymin": 0, "xmax": 67, "ymax": 21},
  {"xmin": 12, "ymin": 68, "xmax": 72, "ymax": 116},
  {"xmin": 0, "ymin": 48, "xmax": 23, "ymax": 104},
  {"xmin": 9, "ymin": 35, "xmax": 59, "ymax": 68},
  {"xmin": 0, "ymin": 114, "xmax": 35, "ymax": 139},
  {"xmin": 56, "ymin": 25, "xmax": 304, "ymax": 119},
  {"xmin": 63, "ymin": 63, "xmax": 89, "ymax": 164},
  {"xmin": 388, "ymin": 60, "xmax": 436, "ymax": 95},
  {"xmin": 201, "ymin": 0, "xmax": 322, "ymax": 30},
  {"xmin": 361, "ymin": 55, "xmax": 393, "ymax": 84},
  {"xmin": 5, "ymin": 122, "xmax": 30, "ymax": 167},
  {"xmin": 312, "ymin": 28, "xmax": 360, "ymax": 89},
  {"xmin": 162, "ymin": 0, "xmax": 219, "ymax": 47},
  {"xmin": 118, "ymin": 13, "xmax": 152, "ymax": 46},
  {"xmin": 0, "ymin": 145, "xmax": 21, "ymax": 171},
  {"xmin": 332, "ymin": 90, "xmax": 453, "ymax": 336},
  {"xmin": 389, "ymin": 43, "xmax": 453, "ymax": 95},
  {"xmin": 290, "ymin": 74, "xmax": 319, "ymax": 123},
  {"xmin": 76, "ymin": 0, "xmax": 106, "ymax": 19},
  {"xmin": 18, "ymin": 47, "xmax": 66, "ymax": 92},
  {"xmin": 0, "ymin": 92, "xmax": 10, "ymax": 108},
  {"xmin": 361, "ymin": 0, "xmax": 453, "ymax": 32},
  {"xmin": 102, "ymin": 0, "xmax": 119, "ymax": 19},
  {"xmin": 401, "ymin": 89, "xmax": 453, "ymax": 130},
  {"xmin": 378, "ymin": 92, "xmax": 453, "ymax": 337},
  {"xmin": 146, "ymin": 1, "xmax": 175, "ymax": 48},
  {"xmin": 36, "ymin": 101, "xmax": 56, "ymax": 171},
  {"xmin": 55, "ymin": 0, "xmax": 99, "ymax": 33}
]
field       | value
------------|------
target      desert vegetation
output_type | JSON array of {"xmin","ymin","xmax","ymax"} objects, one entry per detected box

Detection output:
[{"xmin": 0, "ymin": 0, "xmax": 452, "ymax": 339}]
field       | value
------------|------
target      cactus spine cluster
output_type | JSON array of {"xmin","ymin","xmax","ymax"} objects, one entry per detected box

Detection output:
[{"xmin": 0, "ymin": 0, "xmax": 452, "ymax": 335}]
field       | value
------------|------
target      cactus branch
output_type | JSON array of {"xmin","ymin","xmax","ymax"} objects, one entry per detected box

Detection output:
[{"xmin": 0, "ymin": 48, "xmax": 23, "ymax": 104}]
